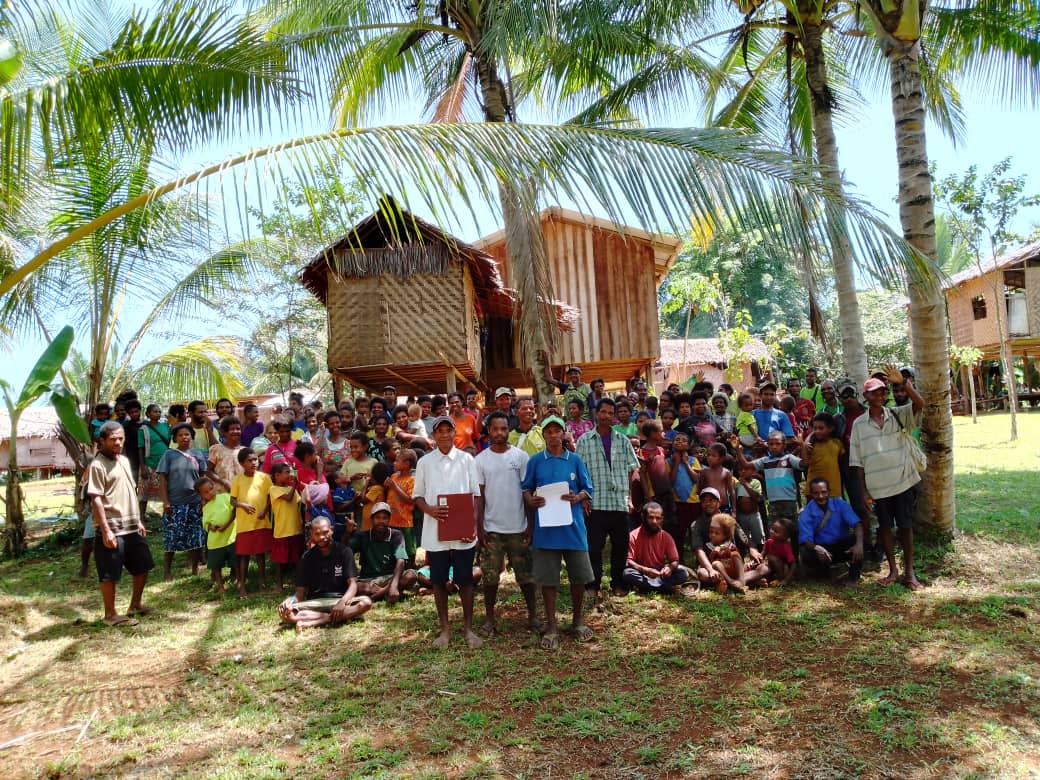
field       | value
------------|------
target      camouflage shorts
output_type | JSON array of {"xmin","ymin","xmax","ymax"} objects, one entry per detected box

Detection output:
[{"xmin": 479, "ymin": 531, "xmax": 533, "ymax": 588}]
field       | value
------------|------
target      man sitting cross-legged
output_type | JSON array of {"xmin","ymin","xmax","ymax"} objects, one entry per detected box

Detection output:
[
  {"xmin": 278, "ymin": 516, "xmax": 372, "ymax": 630},
  {"xmin": 350, "ymin": 502, "xmax": 417, "ymax": 604},
  {"xmin": 622, "ymin": 501, "xmax": 690, "ymax": 595}
]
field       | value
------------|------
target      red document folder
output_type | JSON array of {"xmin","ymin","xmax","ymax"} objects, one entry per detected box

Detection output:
[{"xmin": 436, "ymin": 493, "xmax": 476, "ymax": 542}]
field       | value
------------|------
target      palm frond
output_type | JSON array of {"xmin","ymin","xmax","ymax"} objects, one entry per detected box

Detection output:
[
  {"xmin": 927, "ymin": 0, "xmax": 1040, "ymax": 107},
  {"xmin": 2, "ymin": 121, "xmax": 930, "ymax": 305},
  {"xmin": 0, "ymin": 0, "xmax": 305, "ymax": 212},
  {"xmin": 125, "ymin": 336, "xmax": 246, "ymax": 404}
]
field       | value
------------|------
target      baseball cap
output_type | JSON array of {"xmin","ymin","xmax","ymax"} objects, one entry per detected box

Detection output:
[
  {"xmin": 370, "ymin": 501, "xmax": 391, "ymax": 517},
  {"xmin": 759, "ymin": 381, "xmax": 777, "ymax": 391},
  {"xmin": 566, "ymin": 365, "xmax": 582, "ymax": 374},
  {"xmin": 382, "ymin": 385, "xmax": 396, "ymax": 392},
  {"xmin": 837, "ymin": 380, "xmax": 857, "ymax": 397},
  {"xmin": 700, "ymin": 487, "xmax": 721, "ymax": 501},
  {"xmin": 494, "ymin": 387, "xmax": 511, "ymax": 398},
  {"xmin": 431, "ymin": 415, "xmax": 455, "ymax": 431},
  {"xmin": 863, "ymin": 377, "xmax": 887, "ymax": 394},
  {"xmin": 540, "ymin": 415, "xmax": 566, "ymax": 431}
]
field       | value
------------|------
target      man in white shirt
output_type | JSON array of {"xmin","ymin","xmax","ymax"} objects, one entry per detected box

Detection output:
[
  {"xmin": 475, "ymin": 412, "xmax": 538, "ymax": 636},
  {"xmin": 413, "ymin": 416, "xmax": 483, "ymax": 648}
]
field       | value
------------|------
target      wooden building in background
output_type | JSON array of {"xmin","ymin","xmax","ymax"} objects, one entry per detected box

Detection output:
[
  {"xmin": 303, "ymin": 202, "xmax": 680, "ymax": 397},
  {"xmin": 477, "ymin": 207, "xmax": 681, "ymax": 389}
]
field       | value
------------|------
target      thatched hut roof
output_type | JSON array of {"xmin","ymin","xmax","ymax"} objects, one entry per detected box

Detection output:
[
  {"xmin": 300, "ymin": 197, "xmax": 579, "ymax": 328},
  {"xmin": 0, "ymin": 407, "xmax": 64, "ymax": 442},
  {"xmin": 300, "ymin": 197, "xmax": 504, "ymax": 306},
  {"xmin": 657, "ymin": 337, "xmax": 770, "ymax": 366}
]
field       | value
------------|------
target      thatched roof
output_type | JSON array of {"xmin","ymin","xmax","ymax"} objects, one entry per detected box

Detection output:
[
  {"xmin": 0, "ymin": 407, "xmax": 64, "ymax": 442},
  {"xmin": 943, "ymin": 240, "xmax": 1040, "ymax": 290},
  {"xmin": 300, "ymin": 197, "xmax": 504, "ymax": 306},
  {"xmin": 300, "ymin": 197, "xmax": 579, "ymax": 329},
  {"xmin": 658, "ymin": 338, "xmax": 770, "ymax": 366}
]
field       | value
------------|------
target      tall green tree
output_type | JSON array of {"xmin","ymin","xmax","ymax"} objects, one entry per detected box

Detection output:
[{"xmin": 858, "ymin": 0, "xmax": 1040, "ymax": 535}]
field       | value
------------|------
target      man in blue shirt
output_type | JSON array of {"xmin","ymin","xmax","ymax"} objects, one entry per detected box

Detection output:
[
  {"xmin": 752, "ymin": 382, "xmax": 795, "ymax": 440},
  {"xmin": 798, "ymin": 477, "xmax": 864, "ymax": 584},
  {"xmin": 522, "ymin": 416, "xmax": 594, "ymax": 650}
]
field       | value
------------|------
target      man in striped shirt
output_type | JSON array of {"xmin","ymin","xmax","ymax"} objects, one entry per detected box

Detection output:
[{"xmin": 848, "ymin": 365, "xmax": 924, "ymax": 591}]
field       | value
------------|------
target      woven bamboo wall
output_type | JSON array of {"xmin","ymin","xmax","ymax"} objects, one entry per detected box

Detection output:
[
  {"xmin": 325, "ymin": 266, "xmax": 475, "ymax": 372},
  {"xmin": 1026, "ymin": 266, "xmax": 1040, "ymax": 336},
  {"xmin": 946, "ymin": 286, "xmax": 974, "ymax": 347}
]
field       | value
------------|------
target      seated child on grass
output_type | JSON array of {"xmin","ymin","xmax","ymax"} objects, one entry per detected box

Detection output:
[
  {"xmin": 745, "ymin": 518, "xmax": 797, "ymax": 588},
  {"xmin": 696, "ymin": 512, "xmax": 745, "ymax": 594}
]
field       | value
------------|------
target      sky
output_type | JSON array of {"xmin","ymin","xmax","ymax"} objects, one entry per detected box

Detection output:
[{"xmin": 3, "ymin": 5, "xmax": 1039, "ymax": 393}]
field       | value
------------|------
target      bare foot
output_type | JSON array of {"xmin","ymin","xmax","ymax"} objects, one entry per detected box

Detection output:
[
  {"xmin": 164, "ymin": 572, "xmax": 173, "ymax": 583},
  {"xmin": 432, "ymin": 632, "xmax": 451, "ymax": 649},
  {"xmin": 528, "ymin": 617, "xmax": 546, "ymax": 634},
  {"xmin": 901, "ymin": 576, "xmax": 924, "ymax": 592},
  {"xmin": 465, "ymin": 630, "xmax": 484, "ymax": 649},
  {"xmin": 877, "ymin": 571, "xmax": 900, "ymax": 586},
  {"xmin": 126, "ymin": 606, "xmax": 153, "ymax": 617},
  {"xmin": 716, "ymin": 580, "xmax": 728, "ymax": 595}
]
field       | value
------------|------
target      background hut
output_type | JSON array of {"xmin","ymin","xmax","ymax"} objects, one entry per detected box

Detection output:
[
  {"xmin": 477, "ymin": 207, "xmax": 682, "ymax": 389},
  {"xmin": 301, "ymin": 200, "xmax": 515, "ymax": 397},
  {"xmin": 652, "ymin": 337, "xmax": 771, "ymax": 393},
  {"xmin": 944, "ymin": 240, "xmax": 1040, "ymax": 405},
  {"xmin": 0, "ymin": 407, "xmax": 77, "ymax": 479}
]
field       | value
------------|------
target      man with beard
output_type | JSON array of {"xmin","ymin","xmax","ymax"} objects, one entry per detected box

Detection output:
[
  {"xmin": 475, "ymin": 412, "xmax": 539, "ymax": 635},
  {"xmin": 622, "ymin": 502, "xmax": 689, "ymax": 594},
  {"xmin": 187, "ymin": 400, "xmax": 216, "ymax": 450},
  {"xmin": 278, "ymin": 516, "xmax": 373, "ymax": 629}
]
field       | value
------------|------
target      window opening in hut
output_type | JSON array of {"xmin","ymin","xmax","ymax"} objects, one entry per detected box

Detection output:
[{"xmin": 972, "ymin": 296, "xmax": 987, "ymax": 320}]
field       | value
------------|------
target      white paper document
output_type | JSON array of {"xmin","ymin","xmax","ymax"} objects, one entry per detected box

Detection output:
[{"xmin": 536, "ymin": 482, "xmax": 574, "ymax": 527}]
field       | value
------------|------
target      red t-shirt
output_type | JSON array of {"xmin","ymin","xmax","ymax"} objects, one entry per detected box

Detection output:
[
  {"xmin": 628, "ymin": 526, "xmax": 680, "ymax": 569},
  {"xmin": 764, "ymin": 538, "xmax": 795, "ymax": 565}
]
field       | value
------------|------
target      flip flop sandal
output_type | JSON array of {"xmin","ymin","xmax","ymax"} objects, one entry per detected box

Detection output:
[
  {"xmin": 540, "ymin": 633, "xmax": 560, "ymax": 650},
  {"xmin": 571, "ymin": 625, "xmax": 594, "ymax": 643},
  {"xmin": 103, "ymin": 615, "xmax": 139, "ymax": 627}
]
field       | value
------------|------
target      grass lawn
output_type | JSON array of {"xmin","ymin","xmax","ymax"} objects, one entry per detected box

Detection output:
[{"xmin": 1, "ymin": 413, "xmax": 1038, "ymax": 779}]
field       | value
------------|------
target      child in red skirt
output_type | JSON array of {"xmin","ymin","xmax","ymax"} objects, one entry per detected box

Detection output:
[
  {"xmin": 270, "ymin": 462, "xmax": 305, "ymax": 590},
  {"xmin": 231, "ymin": 449, "xmax": 272, "ymax": 598}
]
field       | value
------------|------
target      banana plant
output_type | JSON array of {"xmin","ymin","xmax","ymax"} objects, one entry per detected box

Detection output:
[{"xmin": 1, "ymin": 325, "xmax": 85, "ymax": 556}]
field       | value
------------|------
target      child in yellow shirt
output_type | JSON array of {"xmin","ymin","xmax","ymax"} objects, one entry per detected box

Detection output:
[
  {"xmin": 230, "ymin": 449, "xmax": 272, "ymax": 597},
  {"xmin": 270, "ymin": 462, "xmax": 304, "ymax": 591}
]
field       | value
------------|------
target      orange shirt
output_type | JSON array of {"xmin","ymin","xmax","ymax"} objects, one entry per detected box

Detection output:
[
  {"xmin": 452, "ymin": 413, "xmax": 478, "ymax": 450},
  {"xmin": 360, "ymin": 485, "xmax": 386, "ymax": 532},
  {"xmin": 386, "ymin": 473, "xmax": 415, "ymax": 528}
]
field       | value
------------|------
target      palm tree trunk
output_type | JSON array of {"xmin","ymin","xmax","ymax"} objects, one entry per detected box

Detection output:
[
  {"xmin": 886, "ymin": 37, "xmax": 956, "ymax": 537},
  {"xmin": 801, "ymin": 20, "xmax": 868, "ymax": 386},
  {"xmin": 472, "ymin": 50, "xmax": 559, "ymax": 402}
]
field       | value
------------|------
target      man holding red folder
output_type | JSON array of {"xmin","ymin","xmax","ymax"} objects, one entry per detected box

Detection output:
[{"xmin": 413, "ymin": 416, "xmax": 483, "ymax": 649}]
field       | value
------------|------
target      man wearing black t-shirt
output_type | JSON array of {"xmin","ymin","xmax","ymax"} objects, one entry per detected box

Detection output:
[{"xmin": 277, "ymin": 517, "xmax": 372, "ymax": 629}]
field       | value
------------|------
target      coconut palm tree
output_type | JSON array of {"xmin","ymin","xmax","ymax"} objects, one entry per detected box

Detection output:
[
  {"xmin": 1, "ymin": 1, "xmax": 917, "ymax": 386},
  {"xmin": 1, "ymin": 133, "xmax": 249, "ymax": 413},
  {"xmin": 857, "ymin": 0, "xmax": 1040, "ymax": 535},
  {"xmin": 259, "ymin": 0, "xmax": 925, "ymax": 397}
]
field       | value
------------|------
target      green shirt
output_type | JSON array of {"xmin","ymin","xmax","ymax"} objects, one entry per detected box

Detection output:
[
  {"xmin": 350, "ymin": 529, "xmax": 407, "ymax": 579},
  {"xmin": 800, "ymin": 385, "xmax": 824, "ymax": 413},
  {"xmin": 613, "ymin": 423, "xmax": 639, "ymax": 438},
  {"xmin": 508, "ymin": 425, "xmax": 546, "ymax": 457},
  {"xmin": 203, "ymin": 493, "xmax": 236, "ymax": 549},
  {"xmin": 558, "ymin": 383, "xmax": 593, "ymax": 420}
]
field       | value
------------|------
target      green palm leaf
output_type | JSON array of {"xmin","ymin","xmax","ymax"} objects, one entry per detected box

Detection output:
[{"xmin": 125, "ymin": 336, "xmax": 246, "ymax": 403}]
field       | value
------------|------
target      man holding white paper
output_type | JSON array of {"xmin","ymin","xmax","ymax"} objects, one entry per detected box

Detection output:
[
  {"xmin": 413, "ymin": 416, "xmax": 482, "ymax": 649},
  {"xmin": 521, "ymin": 415, "xmax": 595, "ymax": 650}
]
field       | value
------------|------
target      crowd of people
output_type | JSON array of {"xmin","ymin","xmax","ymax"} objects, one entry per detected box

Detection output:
[{"xmin": 83, "ymin": 362, "xmax": 927, "ymax": 647}]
